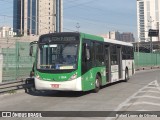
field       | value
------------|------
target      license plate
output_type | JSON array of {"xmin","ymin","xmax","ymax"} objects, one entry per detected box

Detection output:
[{"xmin": 51, "ymin": 84, "xmax": 60, "ymax": 88}]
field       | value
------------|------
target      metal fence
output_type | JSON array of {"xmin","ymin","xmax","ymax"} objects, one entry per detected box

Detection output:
[
  {"xmin": 134, "ymin": 52, "xmax": 160, "ymax": 69},
  {"xmin": 2, "ymin": 42, "xmax": 34, "ymax": 82}
]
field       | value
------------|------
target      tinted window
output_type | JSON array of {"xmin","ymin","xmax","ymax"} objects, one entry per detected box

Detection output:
[
  {"xmin": 122, "ymin": 46, "xmax": 134, "ymax": 60},
  {"xmin": 95, "ymin": 42, "xmax": 104, "ymax": 66},
  {"xmin": 110, "ymin": 45, "xmax": 118, "ymax": 65}
]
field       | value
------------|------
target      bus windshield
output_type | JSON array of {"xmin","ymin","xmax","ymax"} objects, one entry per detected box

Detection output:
[{"xmin": 37, "ymin": 43, "xmax": 78, "ymax": 70}]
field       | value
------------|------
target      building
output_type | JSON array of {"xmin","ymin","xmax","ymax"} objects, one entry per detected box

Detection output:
[
  {"xmin": 137, "ymin": 0, "xmax": 160, "ymax": 42},
  {"xmin": 100, "ymin": 31, "xmax": 135, "ymax": 42},
  {"xmin": 108, "ymin": 31, "xmax": 121, "ymax": 40},
  {"xmin": 121, "ymin": 32, "xmax": 135, "ymax": 42},
  {"xmin": 100, "ymin": 31, "xmax": 121, "ymax": 40},
  {"xmin": 13, "ymin": 0, "xmax": 63, "ymax": 36},
  {"xmin": 0, "ymin": 26, "xmax": 17, "ymax": 38}
]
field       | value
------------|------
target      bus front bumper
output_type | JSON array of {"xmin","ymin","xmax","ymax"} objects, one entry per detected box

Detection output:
[{"xmin": 35, "ymin": 77, "xmax": 82, "ymax": 91}]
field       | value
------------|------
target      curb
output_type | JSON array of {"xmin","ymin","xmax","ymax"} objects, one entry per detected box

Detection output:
[{"xmin": 136, "ymin": 66, "xmax": 160, "ymax": 71}]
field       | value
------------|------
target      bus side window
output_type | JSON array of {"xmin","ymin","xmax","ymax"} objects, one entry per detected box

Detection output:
[
  {"xmin": 82, "ymin": 40, "xmax": 92, "ymax": 74},
  {"xmin": 82, "ymin": 43, "xmax": 87, "ymax": 62},
  {"xmin": 110, "ymin": 45, "xmax": 118, "ymax": 65},
  {"xmin": 95, "ymin": 42, "xmax": 104, "ymax": 66}
]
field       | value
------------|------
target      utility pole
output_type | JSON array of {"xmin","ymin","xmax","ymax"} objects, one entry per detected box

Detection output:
[
  {"xmin": 56, "ymin": 0, "xmax": 63, "ymax": 33},
  {"xmin": 56, "ymin": 0, "xmax": 59, "ymax": 33},
  {"xmin": 59, "ymin": 0, "xmax": 63, "ymax": 32}
]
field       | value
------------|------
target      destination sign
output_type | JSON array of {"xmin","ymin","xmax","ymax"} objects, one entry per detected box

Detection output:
[{"xmin": 40, "ymin": 36, "xmax": 78, "ymax": 43}]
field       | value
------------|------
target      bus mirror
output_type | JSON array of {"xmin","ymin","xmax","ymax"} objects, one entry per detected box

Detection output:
[
  {"xmin": 29, "ymin": 45, "xmax": 33, "ymax": 56},
  {"xmin": 29, "ymin": 41, "xmax": 38, "ymax": 57}
]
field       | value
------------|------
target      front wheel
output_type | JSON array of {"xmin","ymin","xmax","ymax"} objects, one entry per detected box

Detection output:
[{"xmin": 93, "ymin": 75, "xmax": 101, "ymax": 93}]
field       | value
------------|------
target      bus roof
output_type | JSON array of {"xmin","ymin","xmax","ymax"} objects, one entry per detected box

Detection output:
[
  {"xmin": 39, "ymin": 32, "xmax": 133, "ymax": 47},
  {"xmin": 80, "ymin": 32, "xmax": 133, "ymax": 46},
  {"xmin": 104, "ymin": 38, "xmax": 133, "ymax": 46}
]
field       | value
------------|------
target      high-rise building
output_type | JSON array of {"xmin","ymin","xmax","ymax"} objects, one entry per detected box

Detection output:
[
  {"xmin": 137, "ymin": 0, "xmax": 160, "ymax": 42},
  {"xmin": 13, "ymin": 0, "xmax": 62, "ymax": 36}
]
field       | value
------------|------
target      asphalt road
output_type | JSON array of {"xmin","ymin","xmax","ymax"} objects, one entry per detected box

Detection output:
[{"xmin": 1, "ymin": 69, "xmax": 160, "ymax": 120}]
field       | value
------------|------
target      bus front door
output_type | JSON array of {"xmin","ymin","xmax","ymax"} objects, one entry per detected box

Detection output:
[{"xmin": 117, "ymin": 46, "xmax": 122, "ymax": 79}]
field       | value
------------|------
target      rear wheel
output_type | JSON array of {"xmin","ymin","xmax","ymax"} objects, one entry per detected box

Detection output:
[
  {"xmin": 93, "ymin": 75, "xmax": 101, "ymax": 93},
  {"xmin": 124, "ymin": 69, "xmax": 129, "ymax": 82}
]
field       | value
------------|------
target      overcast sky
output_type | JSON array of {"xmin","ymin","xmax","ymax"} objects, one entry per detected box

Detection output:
[{"xmin": 0, "ymin": 0, "xmax": 137, "ymax": 38}]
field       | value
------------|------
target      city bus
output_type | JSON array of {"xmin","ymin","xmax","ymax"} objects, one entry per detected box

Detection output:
[{"xmin": 29, "ymin": 32, "xmax": 134, "ymax": 93}]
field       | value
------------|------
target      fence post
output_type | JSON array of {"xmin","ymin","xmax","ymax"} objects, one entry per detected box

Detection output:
[{"xmin": 15, "ymin": 41, "xmax": 19, "ymax": 80}]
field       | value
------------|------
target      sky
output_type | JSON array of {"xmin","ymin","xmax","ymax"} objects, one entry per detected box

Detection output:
[{"xmin": 0, "ymin": 0, "xmax": 137, "ymax": 38}]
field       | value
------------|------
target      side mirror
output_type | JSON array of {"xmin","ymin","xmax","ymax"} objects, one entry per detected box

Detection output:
[
  {"xmin": 29, "ymin": 41, "xmax": 38, "ymax": 57},
  {"xmin": 29, "ymin": 45, "xmax": 33, "ymax": 56}
]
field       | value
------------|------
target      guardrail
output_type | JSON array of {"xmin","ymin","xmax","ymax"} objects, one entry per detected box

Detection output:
[
  {"xmin": 0, "ymin": 78, "xmax": 34, "ymax": 94},
  {"xmin": 0, "ymin": 80, "xmax": 25, "ymax": 94}
]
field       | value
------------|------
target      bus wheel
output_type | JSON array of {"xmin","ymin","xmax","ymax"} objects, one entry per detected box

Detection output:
[
  {"xmin": 124, "ymin": 69, "xmax": 129, "ymax": 82},
  {"xmin": 93, "ymin": 75, "xmax": 101, "ymax": 93}
]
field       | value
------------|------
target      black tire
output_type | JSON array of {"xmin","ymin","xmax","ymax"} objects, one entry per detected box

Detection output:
[
  {"xmin": 93, "ymin": 75, "xmax": 101, "ymax": 93},
  {"xmin": 124, "ymin": 69, "xmax": 129, "ymax": 82}
]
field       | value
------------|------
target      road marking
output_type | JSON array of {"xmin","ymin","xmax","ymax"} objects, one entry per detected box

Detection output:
[
  {"xmin": 142, "ymin": 86, "xmax": 159, "ymax": 89},
  {"xmin": 105, "ymin": 80, "xmax": 159, "ymax": 120},
  {"xmin": 133, "ymin": 95, "xmax": 160, "ymax": 99},
  {"xmin": 148, "ymin": 80, "xmax": 159, "ymax": 87},
  {"xmin": 114, "ymin": 80, "xmax": 158, "ymax": 111},
  {"xmin": 140, "ymin": 90, "xmax": 160, "ymax": 93}
]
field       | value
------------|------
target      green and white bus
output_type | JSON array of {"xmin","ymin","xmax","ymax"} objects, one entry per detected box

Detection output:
[{"xmin": 30, "ymin": 32, "xmax": 134, "ymax": 92}]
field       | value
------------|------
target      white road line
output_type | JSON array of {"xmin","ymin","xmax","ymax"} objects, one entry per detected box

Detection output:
[
  {"xmin": 139, "ymin": 91, "xmax": 160, "ymax": 93},
  {"xmin": 141, "ymin": 87, "xmax": 159, "ymax": 90},
  {"xmin": 140, "ymin": 87, "xmax": 160, "ymax": 93},
  {"xmin": 133, "ymin": 95, "xmax": 160, "ymax": 100},
  {"xmin": 149, "ymin": 80, "xmax": 159, "ymax": 87},
  {"xmin": 105, "ymin": 80, "xmax": 159, "ymax": 120}
]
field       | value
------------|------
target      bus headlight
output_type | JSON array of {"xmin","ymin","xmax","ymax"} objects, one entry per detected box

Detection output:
[{"xmin": 68, "ymin": 74, "xmax": 77, "ymax": 81}]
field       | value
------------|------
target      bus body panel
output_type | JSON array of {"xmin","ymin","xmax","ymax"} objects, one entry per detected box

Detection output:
[
  {"xmin": 35, "ymin": 77, "xmax": 82, "ymax": 91},
  {"xmin": 122, "ymin": 60, "xmax": 134, "ymax": 79},
  {"xmin": 110, "ymin": 65, "xmax": 119, "ymax": 82},
  {"xmin": 81, "ymin": 67, "xmax": 106, "ymax": 91}
]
